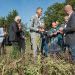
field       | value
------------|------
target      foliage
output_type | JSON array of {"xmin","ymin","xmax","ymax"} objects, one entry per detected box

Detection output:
[
  {"xmin": 6, "ymin": 10, "xmax": 18, "ymax": 28},
  {"xmin": 0, "ymin": 53, "xmax": 75, "ymax": 75},
  {"xmin": 0, "ymin": 10, "xmax": 18, "ymax": 28},
  {"xmin": 0, "ymin": 17, "xmax": 6, "ymax": 27},
  {"xmin": 43, "ymin": 3, "xmax": 65, "ymax": 29},
  {"xmin": 43, "ymin": 0, "xmax": 75, "ymax": 29},
  {"xmin": 0, "ymin": 37, "xmax": 74, "ymax": 75},
  {"xmin": 65, "ymin": 0, "xmax": 75, "ymax": 10}
]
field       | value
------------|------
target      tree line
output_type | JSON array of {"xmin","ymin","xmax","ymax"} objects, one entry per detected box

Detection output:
[
  {"xmin": 0, "ymin": 0, "xmax": 75, "ymax": 34},
  {"xmin": 0, "ymin": 10, "xmax": 29, "ymax": 37},
  {"xmin": 43, "ymin": 0, "xmax": 75, "ymax": 29}
]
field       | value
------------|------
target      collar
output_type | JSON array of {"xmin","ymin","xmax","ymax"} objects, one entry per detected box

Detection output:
[
  {"xmin": 35, "ymin": 14, "xmax": 40, "ymax": 19},
  {"xmin": 69, "ymin": 11, "xmax": 73, "ymax": 18}
]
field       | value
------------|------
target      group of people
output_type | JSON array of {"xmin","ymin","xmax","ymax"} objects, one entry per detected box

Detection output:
[
  {"xmin": 30, "ymin": 5, "xmax": 75, "ymax": 64},
  {"xmin": 0, "ymin": 4, "xmax": 75, "ymax": 64}
]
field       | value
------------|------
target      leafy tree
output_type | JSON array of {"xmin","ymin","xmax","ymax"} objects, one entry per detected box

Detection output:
[
  {"xmin": 0, "ymin": 17, "xmax": 6, "ymax": 27},
  {"xmin": 65, "ymin": 0, "xmax": 75, "ymax": 10},
  {"xmin": 0, "ymin": 10, "xmax": 18, "ymax": 29},
  {"xmin": 6, "ymin": 10, "xmax": 18, "ymax": 28},
  {"xmin": 43, "ymin": 3, "xmax": 65, "ymax": 29},
  {"xmin": 43, "ymin": 0, "xmax": 75, "ymax": 29}
]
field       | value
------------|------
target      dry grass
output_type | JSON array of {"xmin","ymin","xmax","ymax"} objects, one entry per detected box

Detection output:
[{"xmin": 0, "ymin": 39, "xmax": 75, "ymax": 75}]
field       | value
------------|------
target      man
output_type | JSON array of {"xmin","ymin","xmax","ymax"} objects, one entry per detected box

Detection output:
[
  {"xmin": 30, "ymin": 7, "xmax": 42, "ymax": 63},
  {"xmin": 40, "ymin": 25, "xmax": 49, "ymax": 57},
  {"xmin": 9, "ymin": 16, "xmax": 25, "ymax": 55},
  {"xmin": 63, "ymin": 5, "xmax": 75, "ymax": 63},
  {"xmin": 63, "ymin": 16, "xmax": 71, "ymax": 61}
]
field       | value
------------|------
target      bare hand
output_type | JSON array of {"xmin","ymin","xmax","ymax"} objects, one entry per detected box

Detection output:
[
  {"xmin": 59, "ymin": 27, "xmax": 63, "ymax": 31},
  {"xmin": 53, "ymin": 32, "xmax": 57, "ymax": 35}
]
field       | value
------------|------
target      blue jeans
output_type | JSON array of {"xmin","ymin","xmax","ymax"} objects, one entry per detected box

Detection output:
[
  {"xmin": 69, "ymin": 45, "xmax": 75, "ymax": 61},
  {"xmin": 41, "ymin": 38, "xmax": 49, "ymax": 56}
]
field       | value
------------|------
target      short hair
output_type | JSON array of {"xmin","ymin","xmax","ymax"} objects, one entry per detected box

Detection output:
[
  {"xmin": 36, "ymin": 7, "xmax": 42, "ymax": 12},
  {"xmin": 14, "ymin": 16, "xmax": 21, "ymax": 22},
  {"xmin": 64, "ymin": 5, "xmax": 73, "ymax": 10},
  {"xmin": 52, "ymin": 22, "xmax": 56, "ymax": 25}
]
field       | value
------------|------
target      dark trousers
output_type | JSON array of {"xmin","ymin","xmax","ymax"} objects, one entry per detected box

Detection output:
[
  {"xmin": 12, "ymin": 38, "xmax": 25, "ymax": 54},
  {"xmin": 18, "ymin": 38, "xmax": 25, "ymax": 53},
  {"xmin": 41, "ymin": 38, "xmax": 49, "ymax": 56},
  {"xmin": 69, "ymin": 44, "xmax": 75, "ymax": 62}
]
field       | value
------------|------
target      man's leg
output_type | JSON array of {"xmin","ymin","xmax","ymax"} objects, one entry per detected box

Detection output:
[
  {"xmin": 0, "ymin": 43, "xmax": 2, "ymax": 55},
  {"xmin": 30, "ymin": 37, "xmax": 33, "ymax": 50},
  {"xmin": 44, "ymin": 41, "xmax": 49, "ymax": 57},
  {"xmin": 21, "ymin": 39, "xmax": 25, "ymax": 54},
  {"xmin": 17, "ymin": 40, "xmax": 22, "ymax": 53},
  {"xmin": 41, "ymin": 39, "xmax": 44, "ymax": 55},
  {"xmin": 11, "ymin": 42, "xmax": 21, "ymax": 58},
  {"xmin": 69, "ymin": 45, "xmax": 75, "ymax": 63},
  {"xmin": 32, "ymin": 38, "xmax": 37, "ymax": 63},
  {"xmin": 12, "ymin": 42, "xmax": 19, "ymax": 51}
]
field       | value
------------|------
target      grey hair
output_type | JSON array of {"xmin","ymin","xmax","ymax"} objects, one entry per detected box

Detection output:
[
  {"xmin": 36, "ymin": 7, "xmax": 42, "ymax": 13},
  {"xmin": 14, "ymin": 16, "xmax": 21, "ymax": 22}
]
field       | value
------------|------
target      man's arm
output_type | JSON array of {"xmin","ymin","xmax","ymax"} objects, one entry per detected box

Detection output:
[
  {"xmin": 64, "ymin": 14, "xmax": 75, "ymax": 33},
  {"xmin": 30, "ymin": 16, "xmax": 38, "ymax": 32}
]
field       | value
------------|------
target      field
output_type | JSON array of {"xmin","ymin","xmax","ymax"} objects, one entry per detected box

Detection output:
[{"xmin": 0, "ymin": 39, "xmax": 75, "ymax": 75}]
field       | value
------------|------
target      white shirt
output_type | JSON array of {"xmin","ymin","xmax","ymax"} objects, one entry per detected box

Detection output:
[
  {"xmin": 0, "ymin": 27, "xmax": 4, "ymax": 43},
  {"xmin": 0, "ymin": 28, "xmax": 4, "ymax": 36},
  {"xmin": 68, "ymin": 11, "xmax": 73, "ymax": 19}
]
